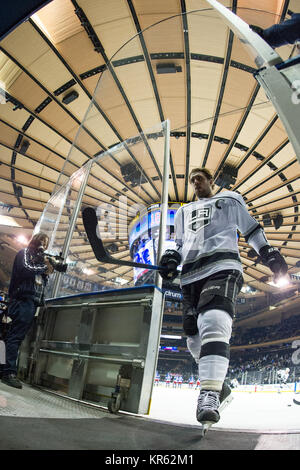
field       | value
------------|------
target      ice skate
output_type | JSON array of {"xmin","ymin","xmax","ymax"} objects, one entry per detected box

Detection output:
[
  {"xmin": 197, "ymin": 389, "xmax": 220, "ymax": 435},
  {"xmin": 219, "ymin": 381, "xmax": 234, "ymax": 411},
  {"xmin": 197, "ymin": 382, "xmax": 233, "ymax": 436}
]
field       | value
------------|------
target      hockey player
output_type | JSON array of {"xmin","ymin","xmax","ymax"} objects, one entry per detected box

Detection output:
[
  {"xmin": 178, "ymin": 374, "xmax": 183, "ymax": 388},
  {"xmin": 159, "ymin": 168, "xmax": 288, "ymax": 427},
  {"xmin": 277, "ymin": 367, "xmax": 290, "ymax": 391},
  {"xmin": 188, "ymin": 375, "xmax": 195, "ymax": 388},
  {"xmin": 250, "ymin": 13, "xmax": 300, "ymax": 49},
  {"xmin": 230, "ymin": 378, "xmax": 239, "ymax": 389},
  {"xmin": 165, "ymin": 372, "xmax": 171, "ymax": 387},
  {"xmin": 173, "ymin": 374, "xmax": 178, "ymax": 388}
]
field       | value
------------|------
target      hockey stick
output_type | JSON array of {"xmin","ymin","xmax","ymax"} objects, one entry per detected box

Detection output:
[{"xmin": 82, "ymin": 206, "xmax": 165, "ymax": 271}]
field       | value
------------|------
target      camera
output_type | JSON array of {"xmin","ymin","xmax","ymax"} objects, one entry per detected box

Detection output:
[{"xmin": 36, "ymin": 247, "xmax": 68, "ymax": 273}]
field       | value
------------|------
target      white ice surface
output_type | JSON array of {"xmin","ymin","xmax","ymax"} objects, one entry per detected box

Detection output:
[{"xmin": 147, "ymin": 384, "xmax": 300, "ymax": 433}]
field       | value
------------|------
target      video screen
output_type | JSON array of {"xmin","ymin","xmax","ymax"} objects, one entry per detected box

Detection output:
[{"xmin": 128, "ymin": 204, "xmax": 181, "ymax": 284}]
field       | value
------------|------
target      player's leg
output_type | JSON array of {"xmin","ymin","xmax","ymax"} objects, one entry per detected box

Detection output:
[
  {"xmin": 196, "ymin": 308, "xmax": 232, "ymax": 423},
  {"xmin": 195, "ymin": 270, "xmax": 243, "ymax": 424},
  {"xmin": 182, "ymin": 282, "xmax": 202, "ymax": 364},
  {"xmin": 186, "ymin": 334, "xmax": 200, "ymax": 363}
]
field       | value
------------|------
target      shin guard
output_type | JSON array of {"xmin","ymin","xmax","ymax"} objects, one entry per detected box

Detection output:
[{"xmin": 197, "ymin": 309, "xmax": 232, "ymax": 391}]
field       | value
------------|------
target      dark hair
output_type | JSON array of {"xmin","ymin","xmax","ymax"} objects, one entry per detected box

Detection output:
[
  {"xmin": 28, "ymin": 232, "xmax": 49, "ymax": 250},
  {"xmin": 189, "ymin": 168, "xmax": 213, "ymax": 183}
]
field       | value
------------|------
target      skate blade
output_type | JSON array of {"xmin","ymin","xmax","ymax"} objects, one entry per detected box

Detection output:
[
  {"xmin": 200, "ymin": 396, "xmax": 234, "ymax": 437},
  {"xmin": 201, "ymin": 422, "xmax": 215, "ymax": 437},
  {"xmin": 219, "ymin": 394, "xmax": 234, "ymax": 413}
]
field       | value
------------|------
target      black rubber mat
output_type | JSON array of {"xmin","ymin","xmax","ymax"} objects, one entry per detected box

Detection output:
[{"xmin": 0, "ymin": 414, "xmax": 261, "ymax": 450}]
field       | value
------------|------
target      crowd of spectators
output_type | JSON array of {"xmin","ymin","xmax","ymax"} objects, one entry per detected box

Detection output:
[
  {"xmin": 157, "ymin": 344, "xmax": 300, "ymax": 384},
  {"xmin": 157, "ymin": 312, "xmax": 300, "ymax": 383},
  {"xmin": 229, "ymin": 346, "xmax": 295, "ymax": 374},
  {"xmin": 231, "ymin": 314, "xmax": 300, "ymax": 346}
]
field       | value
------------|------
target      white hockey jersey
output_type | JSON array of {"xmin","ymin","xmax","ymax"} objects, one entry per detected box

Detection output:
[{"xmin": 174, "ymin": 191, "xmax": 268, "ymax": 286}]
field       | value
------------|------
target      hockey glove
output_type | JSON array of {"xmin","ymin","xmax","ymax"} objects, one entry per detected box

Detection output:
[
  {"xmin": 259, "ymin": 245, "xmax": 288, "ymax": 281},
  {"xmin": 158, "ymin": 249, "xmax": 181, "ymax": 281}
]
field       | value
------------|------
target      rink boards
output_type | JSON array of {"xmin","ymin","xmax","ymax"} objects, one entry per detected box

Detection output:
[
  {"xmin": 18, "ymin": 285, "xmax": 164, "ymax": 415},
  {"xmin": 154, "ymin": 382, "xmax": 299, "ymax": 393}
]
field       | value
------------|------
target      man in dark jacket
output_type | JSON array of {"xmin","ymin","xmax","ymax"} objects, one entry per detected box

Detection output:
[
  {"xmin": 251, "ymin": 13, "xmax": 300, "ymax": 49},
  {"xmin": 0, "ymin": 232, "xmax": 53, "ymax": 389}
]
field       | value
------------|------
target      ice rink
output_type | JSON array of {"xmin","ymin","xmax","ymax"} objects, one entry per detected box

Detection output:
[{"xmin": 148, "ymin": 383, "xmax": 300, "ymax": 432}]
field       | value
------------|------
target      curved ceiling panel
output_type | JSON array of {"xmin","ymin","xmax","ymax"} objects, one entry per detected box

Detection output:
[{"xmin": 0, "ymin": 0, "xmax": 299, "ymax": 306}]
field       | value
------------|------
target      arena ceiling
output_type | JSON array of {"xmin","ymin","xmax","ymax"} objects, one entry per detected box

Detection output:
[{"xmin": 0, "ymin": 0, "xmax": 299, "ymax": 305}]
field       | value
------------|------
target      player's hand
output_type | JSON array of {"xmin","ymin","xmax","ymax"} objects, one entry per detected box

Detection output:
[
  {"xmin": 158, "ymin": 249, "xmax": 181, "ymax": 280},
  {"xmin": 259, "ymin": 245, "xmax": 288, "ymax": 281}
]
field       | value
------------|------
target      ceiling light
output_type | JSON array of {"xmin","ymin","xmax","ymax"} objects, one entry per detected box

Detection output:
[
  {"xmin": 160, "ymin": 334, "xmax": 182, "ymax": 339},
  {"xmin": 114, "ymin": 277, "xmax": 129, "ymax": 285},
  {"xmin": 268, "ymin": 276, "xmax": 290, "ymax": 288},
  {"xmin": 82, "ymin": 268, "xmax": 94, "ymax": 276},
  {"xmin": 16, "ymin": 234, "xmax": 28, "ymax": 245},
  {"xmin": 241, "ymin": 285, "xmax": 252, "ymax": 293}
]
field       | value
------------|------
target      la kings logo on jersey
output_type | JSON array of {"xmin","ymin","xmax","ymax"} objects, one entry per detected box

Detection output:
[{"xmin": 188, "ymin": 207, "xmax": 211, "ymax": 233}]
